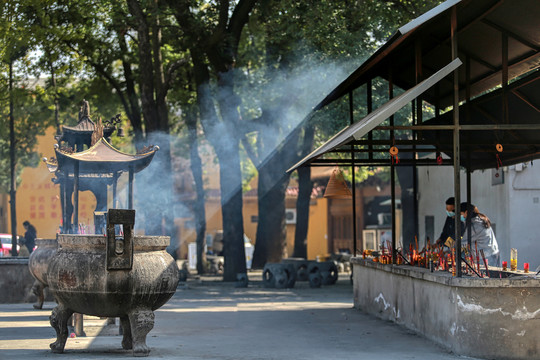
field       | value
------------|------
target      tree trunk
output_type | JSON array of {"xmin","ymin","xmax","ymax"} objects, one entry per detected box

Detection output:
[
  {"xmin": 191, "ymin": 52, "xmax": 246, "ymax": 281},
  {"xmin": 187, "ymin": 113, "xmax": 207, "ymax": 275},
  {"xmin": 47, "ymin": 58, "xmax": 61, "ymax": 135},
  {"xmin": 293, "ymin": 166, "xmax": 312, "ymax": 259},
  {"xmin": 170, "ymin": 0, "xmax": 256, "ymax": 281},
  {"xmin": 251, "ymin": 122, "xmax": 302, "ymax": 267},
  {"xmin": 127, "ymin": 0, "xmax": 159, "ymax": 132},
  {"xmin": 117, "ymin": 30, "xmax": 143, "ymax": 143},
  {"xmin": 127, "ymin": 0, "xmax": 175, "ymax": 246},
  {"xmin": 216, "ymin": 75, "xmax": 246, "ymax": 279},
  {"xmin": 217, "ymin": 146, "xmax": 246, "ymax": 280},
  {"xmin": 252, "ymin": 170, "xmax": 289, "ymax": 268},
  {"xmin": 293, "ymin": 125, "xmax": 315, "ymax": 259},
  {"xmin": 9, "ymin": 61, "xmax": 17, "ymax": 256},
  {"xmin": 151, "ymin": 7, "xmax": 176, "ymax": 249}
]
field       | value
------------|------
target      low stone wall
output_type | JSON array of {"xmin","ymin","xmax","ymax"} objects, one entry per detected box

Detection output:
[
  {"xmin": 352, "ymin": 257, "xmax": 540, "ymax": 360},
  {"xmin": 0, "ymin": 258, "xmax": 52, "ymax": 303}
]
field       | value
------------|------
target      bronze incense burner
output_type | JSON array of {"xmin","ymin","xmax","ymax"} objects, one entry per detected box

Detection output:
[{"xmin": 47, "ymin": 210, "xmax": 179, "ymax": 357}]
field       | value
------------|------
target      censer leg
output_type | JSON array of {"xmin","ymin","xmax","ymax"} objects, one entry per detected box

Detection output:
[
  {"xmin": 128, "ymin": 309, "xmax": 155, "ymax": 357},
  {"xmin": 49, "ymin": 304, "xmax": 74, "ymax": 353},
  {"xmin": 120, "ymin": 316, "xmax": 132, "ymax": 350},
  {"xmin": 31, "ymin": 280, "xmax": 45, "ymax": 310}
]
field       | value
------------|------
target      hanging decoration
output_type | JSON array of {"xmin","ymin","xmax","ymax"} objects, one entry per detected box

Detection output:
[
  {"xmin": 389, "ymin": 146, "xmax": 399, "ymax": 164},
  {"xmin": 495, "ymin": 143, "xmax": 503, "ymax": 169},
  {"xmin": 323, "ymin": 167, "xmax": 352, "ymax": 199}
]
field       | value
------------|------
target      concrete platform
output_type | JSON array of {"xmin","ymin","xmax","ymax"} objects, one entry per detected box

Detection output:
[
  {"xmin": 0, "ymin": 273, "xmax": 479, "ymax": 359},
  {"xmin": 352, "ymin": 258, "xmax": 540, "ymax": 360}
]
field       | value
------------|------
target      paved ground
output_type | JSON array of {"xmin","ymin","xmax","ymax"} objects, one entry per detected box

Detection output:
[{"xmin": 0, "ymin": 273, "xmax": 479, "ymax": 360}]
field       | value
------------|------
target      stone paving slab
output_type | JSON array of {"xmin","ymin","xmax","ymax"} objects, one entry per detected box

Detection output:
[{"xmin": 0, "ymin": 273, "xmax": 480, "ymax": 360}]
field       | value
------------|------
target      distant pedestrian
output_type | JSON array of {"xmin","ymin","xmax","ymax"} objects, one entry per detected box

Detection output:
[{"xmin": 22, "ymin": 220, "xmax": 37, "ymax": 254}]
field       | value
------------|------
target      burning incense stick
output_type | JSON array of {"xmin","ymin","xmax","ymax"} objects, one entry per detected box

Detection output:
[
  {"xmin": 475, "ymin": 241, "xmax": 480, "ymax": 274},
  {"xmin": 461, "ymin": 256, "xmax": 482, "ymax": 277},
  {"xmin": 452, "ymin": 248, "xmax": 456, "ymax": 276}
]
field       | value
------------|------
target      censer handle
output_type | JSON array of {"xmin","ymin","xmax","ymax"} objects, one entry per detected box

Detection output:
[{"xmin": 106, "ymin": 209, "xmax": 136, "ymax": 270}]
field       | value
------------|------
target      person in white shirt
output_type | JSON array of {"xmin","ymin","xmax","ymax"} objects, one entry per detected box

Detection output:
[{"xmin": 459, "ymin": 202, "xmax": 500, "ymax": 267}]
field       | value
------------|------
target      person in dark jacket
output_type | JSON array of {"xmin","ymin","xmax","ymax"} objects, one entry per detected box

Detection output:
[
  {"xmin": 22, "ymin": 220, "xmax": 37, "ymax": 254},
  {"xmin": 435, "ymin": 197, "xmax": 464, "ymax": 247}
]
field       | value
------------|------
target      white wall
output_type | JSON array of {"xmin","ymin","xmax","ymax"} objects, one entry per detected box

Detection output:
[
  {"xmin": 415, "ymin": 162, "xmax": 540, "ymax": 267},
  {"xmin": 506, "ymin": 163, "xmax": 540, "ymax": 270}
]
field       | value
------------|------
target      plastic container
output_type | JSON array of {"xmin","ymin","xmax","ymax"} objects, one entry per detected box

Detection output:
[{"xmin": 510, "ymin": 248, "xmax": 518, "ymax": 271}]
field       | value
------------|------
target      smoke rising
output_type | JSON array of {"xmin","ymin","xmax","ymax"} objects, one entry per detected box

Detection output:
[{"xmin": 128, "ymin": 56, "xmax": 362, "ymax": 256}]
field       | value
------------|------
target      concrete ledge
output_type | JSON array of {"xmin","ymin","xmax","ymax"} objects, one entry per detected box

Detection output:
[
  {"xmin": 0, "ymin": 257, "xmax": 30, "ymax": 265},
  {"xmin": 351, "ymin": 257, "xmax": 540, "ymax": 288},
  {"xmin": 0, "ymin": 258, "xmax": 52, "ymax": 304},
  {"xmin": 352, "ymin": 257, "xmax": 540, "ymax": 360}
]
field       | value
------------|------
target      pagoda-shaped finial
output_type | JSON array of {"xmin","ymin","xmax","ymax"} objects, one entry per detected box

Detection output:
[{"xmin": 79, "ymin": 99, "xmax": 91, "ymax": 122}]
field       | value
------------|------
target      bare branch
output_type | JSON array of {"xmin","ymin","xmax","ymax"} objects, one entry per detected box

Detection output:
[
  {"xmin": 62, "ymin": 41, "xmax": 134, "ymax": 127},
  {"xmin": 229, "ymin": 0, "xmax": 258, "ymax": 48},
  {"xmin": 241, "ymin": 135, "xmax": 259, "ymax": 167},
  {"xmin": 163, "ymin": 58, "xmax": 188, "ymax": 94}
]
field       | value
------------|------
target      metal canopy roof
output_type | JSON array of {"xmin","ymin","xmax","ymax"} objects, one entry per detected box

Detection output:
[
  {"xmin": 421, "ymin": 69, "xmax": 540, "ymax": 170},
  {"xmin": 57, "ymin": 111, "xmax": 115, "ymax": 144},
  {"xmin": 290, "ymin": 0, "xmax": 540, "ymax": 172},
  {"xmin": 288, "ymin": 59, "xmax": 462, "ymax": 172},
  {"xmin": 59, "ymin": 122, "xmax": 115, "ymax": 140},
  {"xmin": 314, "ymin": 0, "xmax": 540, "ymax": 111},
  {"xmin": 61, "ymin": 116, "xmax": 95, "ymax": 134}
]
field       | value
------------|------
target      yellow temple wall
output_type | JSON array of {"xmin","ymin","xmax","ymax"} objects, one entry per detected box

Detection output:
[{"xmin": 175, "ymin": 194, "xmax": 329, "ymax": 262}]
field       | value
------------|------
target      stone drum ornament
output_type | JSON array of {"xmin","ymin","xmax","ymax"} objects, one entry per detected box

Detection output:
[{"xmin": 47, "ymin": 209, "xmax": 179, "ymax": 357}]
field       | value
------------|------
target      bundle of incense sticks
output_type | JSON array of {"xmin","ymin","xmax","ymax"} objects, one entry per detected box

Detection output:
[
  {"xmin": 452, "ymin": 248, "xmax": 456, "ymax": 276},
  {"xmin": 425, "ymin": 243, "xmax": 430, "ymax": 269},
  {"xmin": 461, "ymin": 255, "xmax": 482, "ymax": 277},
  {"xmin": 475, "ymin": 241, "xmax": 480, "ymax": 274},
  {"xmin": 386, "ymin": 241, "xmax": 393, "ymax": 264},
  {"xmin": 468, "ymin": 245, "xmax": 476, "ymax": 275},
  {"xmin": 462, "ymin": 246, "xmax": 468, "ymax": 275},
  {"xmin": 469, "ymin": 254, "xmax": 475, "ymax": 275},
  {"xmin": 441, "ymin": 254, "xmax": 445, "ymax": 271},
  {"xmin": 397, "ymin": 250, "xmax": 410, "ymax": 265}
]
